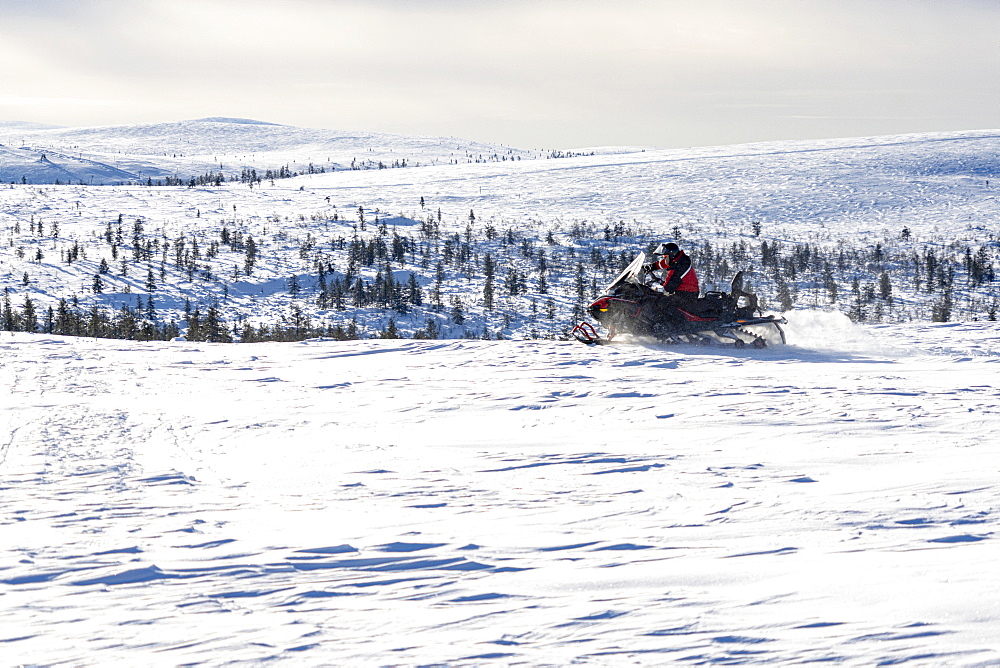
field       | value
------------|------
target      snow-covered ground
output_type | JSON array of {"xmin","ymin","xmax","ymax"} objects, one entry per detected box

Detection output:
[
  {"xmin": 0, "ymin": 118, "xmax": 541, "ymax": 185},
  {"xmin": 2, "ymin": 126, "xmax": 999, "ymax": 339},
  {"xmin": 3, "ymin": 316, "xmax": 1000, "ymax": 665}
]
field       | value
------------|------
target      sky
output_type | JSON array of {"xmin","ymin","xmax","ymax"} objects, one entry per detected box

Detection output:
[{"xmin": 0, "ymin": 0, "xmax": 997, "ymax": 149}]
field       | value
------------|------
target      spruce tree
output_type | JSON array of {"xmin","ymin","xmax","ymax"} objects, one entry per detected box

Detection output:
[
  {"xmin": 879, "ymin": 271, "xmax": 893, "ymax": 303},
  {"xmin": 450, "ymin": 296, "xmax": 465, "ymax": 325},
  {"xmin": 775, "ymin": 272, "xmax": 794, "ymax": 311},
  {"xmin": 575, "ymin": 263, "xmax": 585, "ymax": 300},
  {"xmin": 2, "ymin": 293, "xmax": 14, "ymax": 331},
  {"xmin": 407, "ymin": 272, "xmax": 422, "ymax": 306},
  {"xmin": 22, "ymin": 296, "xmax": 38, "ymax": 332},
  {"xmin": 483, "ymin": 253, "xmax": 495, "ymax": 309},
  {"xmin": 244, "ymin": 236, "xmax": 257, "ymax": 274},
  {"xmin": 380, "ymin": 317, "xmax": 400, "ymax": 339}
]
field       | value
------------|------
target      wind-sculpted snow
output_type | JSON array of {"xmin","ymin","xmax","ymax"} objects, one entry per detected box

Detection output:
[
  {"xmin": 3, "ymin": 328, "xmax": 1000, "ymax": 665},
  {"xmin": 287, "ymin": 129, "xmax": 1000, "ymax": 240}
]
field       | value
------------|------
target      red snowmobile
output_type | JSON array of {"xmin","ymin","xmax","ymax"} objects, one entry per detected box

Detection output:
[{"xmin": 571, "ymin": 252, "xmax": 786, "ymax": 347}]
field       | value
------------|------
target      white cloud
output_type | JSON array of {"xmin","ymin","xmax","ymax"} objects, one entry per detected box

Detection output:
[
  {"xmin": 0, "ymin": 0, "xmax": 997, "ymax": 147},
  {"xmin": 0, "ymin": 96, "xmax": 116, "ymax": 106}
]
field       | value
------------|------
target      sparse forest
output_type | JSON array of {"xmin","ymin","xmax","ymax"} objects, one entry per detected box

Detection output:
[{"xmin": 2, "ymin": 190, "xmax": 998, "ymax": 343}]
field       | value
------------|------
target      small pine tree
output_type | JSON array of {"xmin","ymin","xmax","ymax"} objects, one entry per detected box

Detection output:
[
  {"xmin": 932, "ymin": 290, "xmax": 953, "ymax": 322},
  {"xmin": 433, "ymin": 262, "xmax": 444, "ymax": 309},
  {"xmin": 2, "ymin": 292, "xmax": 13, "ymax": 331},
  {"xmin": 380, "ymin": 317, "xmax": 400, "ymax": 339},
  {"xmin": 775, "ymin": 273, "xmax": 794, "ymax": 311},
  {"xmin": 407, "ymin": 272, "xmax": 422, "ymax": 306},
  {"xmin": 244, "ymin": 235, "xmax": 257, "ymax": 274},
  {"xmin": 450, "ymin": 296, "xmax": 465, "ymax": 325},
  {"xmin": 22, "ymin": 296, "xmax": 38, "ymax": 332},
  {"xmin": 506, "ymin": 268, "xmax": 520, "ymax": 296},
  {"xmin": 483, "ymin": 253, "xmax": 495, "ymax": 309},
  {"xmin": 878, "ymin": 270, "xmax": 892, "ymax": 303}
]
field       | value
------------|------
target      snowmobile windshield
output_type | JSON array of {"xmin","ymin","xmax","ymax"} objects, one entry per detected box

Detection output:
[{"xmin": 602, "ymin": 252, "xmax": 646, "ymax": 294}]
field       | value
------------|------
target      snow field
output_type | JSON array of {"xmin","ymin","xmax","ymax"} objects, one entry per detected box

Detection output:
[
  {"xmin": 3, "ymin": 126, "xmax": 1000, "ymax": 344},
  {"xmin": 3, "ymin": 327, "xmax": 1000, "ymax": 665},
  {"xmin": 3, "ymin": 122, "xmax": 1000, "ymax": 665},
  {"xmin": 0, "ymin": 118, "xmax": 541, "ymax": 185}
]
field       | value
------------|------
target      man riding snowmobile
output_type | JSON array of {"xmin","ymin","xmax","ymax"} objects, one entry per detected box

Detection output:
[
  {"xmin": 644, "ymin": 242, "xmax": 699, "ymax": 324},
  {"xmin": 570, "ymin": 242, "xmax": 786, "ymax": 347},
  {"xmin": 645, "ymin": 242, "xmax": 698, "ymax": 299}
]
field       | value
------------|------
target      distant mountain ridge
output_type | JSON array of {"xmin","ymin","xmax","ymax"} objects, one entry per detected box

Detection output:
[
  {"xmin": 0, "ymin": 117, "xmax": 542, "ymax": 185},
  {"xmin": 190, "ymin": 117, "xmax": 283, "ymax": 125}
]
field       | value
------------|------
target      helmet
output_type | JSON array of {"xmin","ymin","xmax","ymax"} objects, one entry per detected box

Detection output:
[
  {"xmin": 663, "ymin": 242, "xmax": 680, "ymax": 257},
  {"xmin": 652, "ymin": 242, "xmax": 677, "ymax": 255}
]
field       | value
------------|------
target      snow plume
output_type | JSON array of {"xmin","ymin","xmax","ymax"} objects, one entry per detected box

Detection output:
[{"xmin": 781, "ymin": 308, "xmax": 901, "ymax": 356}]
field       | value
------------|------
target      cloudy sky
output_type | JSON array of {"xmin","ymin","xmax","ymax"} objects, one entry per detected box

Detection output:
[{"xmin": 0, "ymin": 0, "xmax": 996, "ymax": 149}]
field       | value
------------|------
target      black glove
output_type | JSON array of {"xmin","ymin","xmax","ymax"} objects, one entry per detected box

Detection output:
[{"xmin": 641, "ymin": 262, "xmax": 656, "ymax": 273}]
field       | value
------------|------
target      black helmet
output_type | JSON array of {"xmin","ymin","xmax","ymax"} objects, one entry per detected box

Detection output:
[{"xmin": 664, "ymin": 242, "xmax": 680, "ymax": 257}]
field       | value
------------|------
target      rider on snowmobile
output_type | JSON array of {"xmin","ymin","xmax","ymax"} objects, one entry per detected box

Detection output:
[{"xmin": 644, "ymin": 242, "xmax": 699, "ymax": 301}]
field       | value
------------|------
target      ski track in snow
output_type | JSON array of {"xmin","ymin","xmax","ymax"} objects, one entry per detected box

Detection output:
[{"xmin": 3, "ymin": 326, "xmax": 1000, "ymax": 665}]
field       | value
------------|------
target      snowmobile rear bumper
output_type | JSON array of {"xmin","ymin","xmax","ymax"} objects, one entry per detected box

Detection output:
[{"xmin": 715, "ymin": 315, "xmax": 787, "ymax": 345}]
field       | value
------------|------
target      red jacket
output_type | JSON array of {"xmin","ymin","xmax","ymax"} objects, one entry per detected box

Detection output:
[{"xmin": 655, "ymin": 251, "xmax": 699, "ymax": 294}]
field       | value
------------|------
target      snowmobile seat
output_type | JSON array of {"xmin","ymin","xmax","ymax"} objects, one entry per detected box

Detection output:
[{"xmin": 682, "ymin": 292, "xmax": 731, "ymax": 319}]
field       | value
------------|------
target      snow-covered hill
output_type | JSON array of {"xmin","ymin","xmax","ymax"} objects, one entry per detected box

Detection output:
[
  {"xmin": 4, "ymin": 123, "xmax": 1000, "ymax": 664},
  {"xmin": 3, "ymin": 323, "xmax": 1000, "ymax": 665},
  {"xmin": 1, "ymin": 126, "xmax": 998, "ymax": 342},
  {"xmin": 0, "ymin": 117, "xmax": 542, "ymax": 185}
]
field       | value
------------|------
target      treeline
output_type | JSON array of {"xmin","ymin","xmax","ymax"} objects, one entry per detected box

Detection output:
[
  {"xmin": 135, "ymin": 157, "xmax": 437, "ymax": 187},
  {"xmin": 139, "ymin": 165, "xmax": 310, "ymax": 188},
  {"xmin": 5, "ymin": 195, "xmax": 1000, "ymax": 347},
  {"xmin": 698, "ymin": 235, "xmax": 1000, "ymax": 322},
  {"xmin": 0, "ymin": 289, "xmax": 459, "ymax": 344},
  {"xmin": 2, "ymin": 291, "xmax": 180, "ymax": 341}
]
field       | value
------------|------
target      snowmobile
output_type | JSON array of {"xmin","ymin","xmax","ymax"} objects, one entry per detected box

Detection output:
[{"xmin": 570, "ymin": 251, "xmax": 787, "ymax": 348}]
